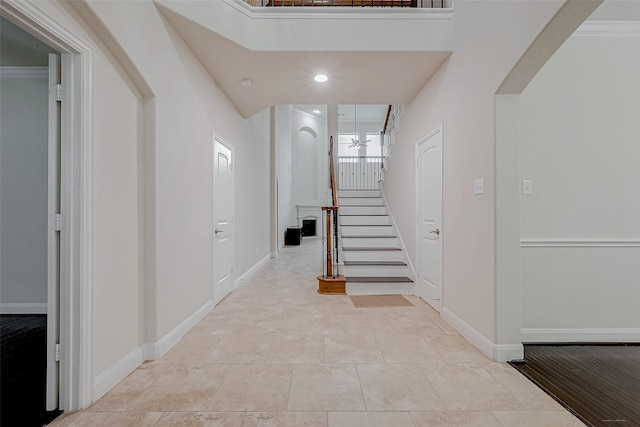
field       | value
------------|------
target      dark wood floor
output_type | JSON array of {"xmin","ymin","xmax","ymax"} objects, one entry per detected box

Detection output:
[
  {"xmin": 511, "ymin": 344, "xmax": 640, "ymax": 427},
  {"xmin": 0, "ymin": 315, "xmax": 61, "ymax": 426}
]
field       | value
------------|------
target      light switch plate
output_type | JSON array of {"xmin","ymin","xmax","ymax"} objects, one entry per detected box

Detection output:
[
  {"xmin": 474, "ymin": 178, "xmax": 484, "ymax": 195},
  {"xmin": 522, "ymin": 179, "xmax": 533, "ymax": 195}
]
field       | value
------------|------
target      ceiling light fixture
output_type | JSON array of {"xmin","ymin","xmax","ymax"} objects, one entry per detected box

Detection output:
[
  {"xmin": 313, "ymin": 109, "xmax": 321, "ymax": 114},
  {"xmin": 314, "ymin": 74, "xmax": 328, "ymax": 83},
  {"xmin": 240, "ymin": 78, "xmax": 253, "ymax": 88}
]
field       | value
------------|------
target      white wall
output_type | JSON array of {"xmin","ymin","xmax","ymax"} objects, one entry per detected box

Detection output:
[
  {"xmin": 235, "ymin": 108, "xmax": 272, "ymax": 273},
  {"xmin": 292, "ymin": 108, "xmax": 327, "ymax": 205},
  {"xmin": 383, "ymin": 0, "xmax": 571, "ymax": 353},
  {"xmin": 0, "ymin": 73, "xmax": 48, "ymax": 310},
  {"xmin": 519, "ymin": 34, "xmax": 640, "ymax": 340},
  {"xmin": 275, "ymin": 105, "xmax": 293, "ymax": 249},
  {"xmin": 81, "ymin": 0, "xmax": 271, "ymax": 346},
  {"xmin": 23, "ymin": 0, "xmax": 145, "ymax": 392},
  {"xmin": 26, "ymin": 0, "xmax": 272, "ymax": 404}
]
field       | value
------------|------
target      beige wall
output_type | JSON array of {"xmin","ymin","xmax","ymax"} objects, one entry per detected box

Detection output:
[
  {"xmin": 383, "ymin": 0, "xmax": 570, "ymax": 350},
  {"xmin": 519, "ymin": 34, "xmax": 640, "ymax": 339}
]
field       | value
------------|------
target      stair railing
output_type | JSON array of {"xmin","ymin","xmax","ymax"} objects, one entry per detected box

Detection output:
[{"xmin": 318, "ymin": 136, "xmax": 346, "ymax": 293}]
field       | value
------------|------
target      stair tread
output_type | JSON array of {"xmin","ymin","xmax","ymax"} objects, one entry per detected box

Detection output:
[
  {"xmin": 346, "ymin": 276, "xmax": 414, "ymax": 283},
  {"xmin": 344, "ymin": 261, "xmax": 407, "ymax": 266},
  {"xmin": 342, "ymin": 247, "xmax": 402, "ymax": 251}
]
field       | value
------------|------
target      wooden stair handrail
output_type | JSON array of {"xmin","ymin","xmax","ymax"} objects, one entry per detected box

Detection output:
[
  {"xmin": 321, "ymin": 136, "xmax": 339, "ymax": 278},
  {"xmin": 318, "ymin": 137, "xmax": 346, "ymax": 293},
  {"xmin": 329, "ymin": 136, "xmax": 338, "ymax": 208},
  {"xmin": 382, "ymin": 105, "xmax": 392, "ymax": 135}
]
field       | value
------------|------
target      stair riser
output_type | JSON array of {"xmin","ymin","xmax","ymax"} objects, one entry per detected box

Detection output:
[
  {"xmin": 342, "ymin": 265, "xmax": 409, "ymax": 277},
  {"xmin": 339, "ymin": 216, "xmax": 390, "ymax": 226},
  {"xmin": 338, "ymin": 190, "xmax": 381, "ymax": 198},
  {"xmin": 340, "ymin": 237, "xmax": 398, "ymax": 246},
  {"xmin": 339, "ymin": 198, "xmax": 384, "ymax": 206},
  {"xmin": 341, "ymin": 251, "xmax": 404, "ymax": 262},
  {"xmin": 340, "ymin": 206, "xmax": 387, "ymax": 216},
  {"xmin": 346, "ymin": 282, "xmax": 415, "ymax": 296},
  {"xmin": 341, "ymin": 225, "xmax": 394, "ymax": 236}
]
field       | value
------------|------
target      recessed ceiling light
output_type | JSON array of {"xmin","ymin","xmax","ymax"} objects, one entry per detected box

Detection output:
[
  {"xmin": 313, "ymin": 109, "xmax": 321, "ymax": 114},
  {"xmin": 240, "ymin": 78, "xmax": 253, "ymax": 87},
  {"xmin": 314, "ymin": 74, "xmax": 328, "ymax": 83}
]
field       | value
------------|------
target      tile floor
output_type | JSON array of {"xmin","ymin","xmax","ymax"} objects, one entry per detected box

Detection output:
[{"xmin": 51, "ymin": 239, "xmax": 584, "ymax": 426}]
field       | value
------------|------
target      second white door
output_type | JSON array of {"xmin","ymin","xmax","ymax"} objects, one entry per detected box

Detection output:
[
  {"xmin": 213, "ymin": 136, "xmax": 234, "ymax": 305},
  {"xmin": 416, "ymin": 125, "xmax": 443, "ymax": 311}
]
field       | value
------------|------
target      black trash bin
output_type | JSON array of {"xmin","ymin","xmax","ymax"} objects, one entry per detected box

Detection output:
[{"xmin": 285, "ymin": 227, "xmax": 302, "ymax": 246}]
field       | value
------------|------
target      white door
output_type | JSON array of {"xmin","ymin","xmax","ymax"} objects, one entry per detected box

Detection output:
[
  {"xmin": 46, "ymin": 53, "xmax": 61, "ymax": 411},
  {"xmin": 416, "ymin": 125, "xmax": 443, "ymax": 311},
  {"xmin": 212, "ymin": 136, "xmax": 234, "ymax": 305}
]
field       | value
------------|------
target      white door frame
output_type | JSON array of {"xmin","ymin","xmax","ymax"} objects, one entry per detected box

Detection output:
[
  {"xmin": 0, "ymin": 0, "xmax": 95, "ymax": 411},
  {"xmin": 415, "ymin": 124, "xmax": 444, "ymax": 311}
]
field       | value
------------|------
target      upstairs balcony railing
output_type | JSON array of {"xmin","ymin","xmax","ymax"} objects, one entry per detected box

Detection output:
[
  {"xmin": 246, "ymin": 0, "xmax": 447, "ymax": 8},
  {"xmin": 338, "ymin": 157, "xmax": 382, "ymax": 190}
]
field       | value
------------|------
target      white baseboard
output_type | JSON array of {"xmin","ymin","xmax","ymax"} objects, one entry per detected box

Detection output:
[
  {"xmin": 441, "ymin": 307, "xmax": 523, "ymax": 362},
  {"xmin": 93, "ymin": 347, "xmax": 143, "ymax": 402},
  {"xmin": 521, "ymin": 328, "xmax": 640, "ymax": 343},
  {"xmin": 142, "ymin": 300, "xmax": 213, "ymax": 360},
  {"xmin": 234, "ymin": 253, "xmax": 272, "ymax": 289},
  {"xmin": 0, "ymin": 303, "xmax": 47, "ymax": 314}
]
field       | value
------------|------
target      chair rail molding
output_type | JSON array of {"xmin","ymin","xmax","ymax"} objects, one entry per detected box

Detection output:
[{"xmin": 520, "ymin": 239, "xmax": 640, "ymax": 248}]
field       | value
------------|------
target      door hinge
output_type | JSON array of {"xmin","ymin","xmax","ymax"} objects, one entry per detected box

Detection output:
[
  {"xmin": 55, "ymin": 343, "xmax": 61, "ymax": 362},
  {"xmin": 54, "ymin": 214, "xmax": 64, "ymax": 231},
  {"xmin": 55, "ymin": 84, "xmax": 63, "ymax": 102}
]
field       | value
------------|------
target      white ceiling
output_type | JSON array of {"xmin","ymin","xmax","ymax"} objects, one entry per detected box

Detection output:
[{"xmin": 156, "ymin": 3, "xmax": 451, "ymax": 118}]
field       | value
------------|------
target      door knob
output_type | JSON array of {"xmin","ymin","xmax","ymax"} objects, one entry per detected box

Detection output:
[
  {"xmin": 430, "ymin": 228, "xmax": 440, "ymax": 236},
  {"xmin": 215, "ymin": 229, "xmax": 223, "ymax": 234}
]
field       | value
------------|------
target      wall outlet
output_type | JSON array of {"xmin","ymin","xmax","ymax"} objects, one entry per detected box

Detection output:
[
  {"xmin": 474, "ymin": 178, "xmax": 485, "ymax": 195},
  {"xmin": 522, "ymin": 179, "xmax": 533, "ymax": 195}
]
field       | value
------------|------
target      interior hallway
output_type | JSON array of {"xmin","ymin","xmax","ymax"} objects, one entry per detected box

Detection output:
[{"xmin": 51, "ymin": 239, "xmax": 583, "ymax": 427}]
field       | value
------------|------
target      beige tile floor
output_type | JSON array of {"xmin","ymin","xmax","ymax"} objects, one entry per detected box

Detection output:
[{"xmin": 51, "ymin": 239, "xmax": 584, "ymax": 427}]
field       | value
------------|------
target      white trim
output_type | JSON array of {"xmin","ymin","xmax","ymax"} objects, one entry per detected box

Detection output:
[
  {"xmin": 521, "ymin": 328, "xmax": 640, "ymax": 343},
  {"xmin": 234, "ymin": 253, "xmax": 272, "ymax": 289},
  {"xmin": 223, "ymin": 0, "xmax": 453, "ymax": 20},
  {"xmin": 0, "ymin": 66, "xmax": 48, "ymax": 78},
  {"xmin": 521, "ymin": 239, "xmax": 640, "ymax": 248},
  {"xmin": 575, "ymin": 20, "xmax": 640, "ymax": 37},
  {"xmin": 92, "ymin": 348, "xmax": 143, "ymax": 402},
  {"xmin": 441, "ymin": 307, "xmax": 524, "ymax": 362},
  {"xmin": 1, "ymin": 0, "xmax": 95, "ymax": 411},
  {"xmin": 142, "ymin": 300, "xmax": 213, "ymax": 361},
  {"xmin": 0, "ymin": 303, "xmax": 48, "ymax": 314}
]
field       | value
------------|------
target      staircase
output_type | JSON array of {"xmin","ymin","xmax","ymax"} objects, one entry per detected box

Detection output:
[{"xmin": 338, "ymin": 190, "xmax": 414, "ymax": 295}]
